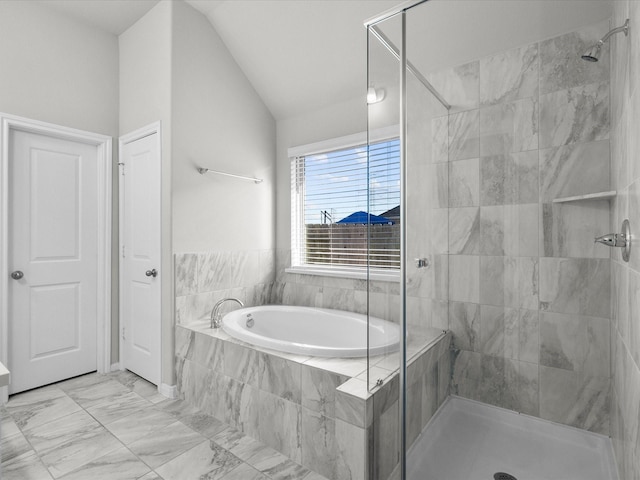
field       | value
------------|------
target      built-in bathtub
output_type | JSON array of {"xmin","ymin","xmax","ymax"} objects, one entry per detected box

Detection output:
[
  {"xmin": 222, "ymin": 305, "xmax": 400, "ymax": 358},
  {"xmin": 175, "ymin": 307, "xmax": 451, "ymax": 480}
]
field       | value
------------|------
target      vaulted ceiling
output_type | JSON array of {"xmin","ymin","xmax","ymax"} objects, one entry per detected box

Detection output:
[{"xmin": 33, "ymin": 0, "xmax": 612, "ymax": 121}]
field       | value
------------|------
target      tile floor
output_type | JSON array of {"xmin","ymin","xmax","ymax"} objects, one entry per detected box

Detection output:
[{"xmin": 0, "ymin": 371, "xmax": 330, "ymax": 480}]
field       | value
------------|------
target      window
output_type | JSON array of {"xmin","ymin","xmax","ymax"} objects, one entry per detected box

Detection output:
[{"xmin": 290, "ymin": 136, "xmax": 400, "ymax": 276}]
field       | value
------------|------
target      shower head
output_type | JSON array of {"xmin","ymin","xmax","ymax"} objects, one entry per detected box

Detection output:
[
  {"xmin": 581, "ymin": 19, "xmax": 629, "ymax": 62},
  {"xmin": 581, "ymin": 41, "xmax": 603, "ymax": 62}
]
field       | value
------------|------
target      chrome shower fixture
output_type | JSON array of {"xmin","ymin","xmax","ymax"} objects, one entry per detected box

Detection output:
[{"xmin": 581, "ymin": 19, "xmax": 629, "ymax": 62}]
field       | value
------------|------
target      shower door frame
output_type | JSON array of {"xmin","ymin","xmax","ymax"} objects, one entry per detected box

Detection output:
[{"xmin": 365, "ymin": 2, "xmax": 431, "ymax": 478}]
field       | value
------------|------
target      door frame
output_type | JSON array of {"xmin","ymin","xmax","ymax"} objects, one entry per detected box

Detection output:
[
  {"xmin": 0, "ymin": 113, "xmax": 112, "ymax": 402},
  {"xmin": 118, "ymin": 121, "xmax": 162, "ymax": 381}
]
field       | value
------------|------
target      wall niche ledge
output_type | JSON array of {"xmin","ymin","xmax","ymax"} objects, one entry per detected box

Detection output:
[{"xmin": 552, "ymin": 191, "xmax": 617, "ymax": 203}]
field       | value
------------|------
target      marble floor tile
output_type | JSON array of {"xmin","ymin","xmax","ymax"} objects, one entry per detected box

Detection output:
[
  {"xmin": 155, "ymin": 440, "xmax": 242, "ymax": 480},
  {"xmin": 0, "ymin": 431, "xmax": 33, "ymax": 464},
  {"xmin": 40, "ymin": 427, "xmax": 123, "ymax": 478},
  {"xmin": 66, "ymin": 379, "xmax": 133, "ymax": 409},
  {"xmin": 6, "ymin": 388, "xmax": 83, "ymax": 431},
  {"xmin": 86, "ymin": 390, "xmax": 150, "ymax": 426},
  {"xmin": 219, "ymin": 462, "xmax": 269, "ymax": 479},
  {"xmin": 1, "ymin": 371, "xmax": 329, "ymax": 480},
  {"xmin": 1, "ymin": 450, "xmax": 54, "ymax": 480},
  {"xmin": 127, "ymin": 420, "xmax": 205, "ymax": 469},
  {"xmin": 58, "ymin": 445, "xmax": 151, "ymax": 480},
  {"xmin": 105, "ymin": 407, "xmax": 178, "ymax": 445}
]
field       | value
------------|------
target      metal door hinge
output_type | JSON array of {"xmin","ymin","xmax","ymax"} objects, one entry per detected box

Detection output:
[
  {"xmin": 122, "ymin": 326, "xmax": 126, "ymax": 340},
  {"xmin": 118, "ymin": 162, "xmax": 125, "ymax": 175},
  {"xmin": 122, "ymin": 245, "xmax": 125, "ymax": 258}
]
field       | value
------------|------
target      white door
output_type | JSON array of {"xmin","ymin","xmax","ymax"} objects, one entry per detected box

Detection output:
[
  {"xmin": 8, "ymin": 130, "xmax": 99, "ymax": 394},
  {"xmin": 120, "ymin": 131, "xmax": 161, "ymax": 385}
]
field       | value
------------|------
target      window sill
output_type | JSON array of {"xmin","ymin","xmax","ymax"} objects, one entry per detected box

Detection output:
[{"xmin": 285, "ymin": 266, "xmax": 400, "ymax": 282}]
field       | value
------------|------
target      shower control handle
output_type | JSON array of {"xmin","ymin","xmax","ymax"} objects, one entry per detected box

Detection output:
[
  {"xmin": 145, "ymin": 269, "xmax": 158, "ymax": 278},
  {"xmin": 595, "ymin": 219, "xmax": 631, "ymax": 262},
  {"xmin": 10, "ymin": 270, "xmax": 23, "ymax": 280}
]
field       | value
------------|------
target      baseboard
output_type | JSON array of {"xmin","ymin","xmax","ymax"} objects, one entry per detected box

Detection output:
[
  {"xmin": 110, "ymin": 363, "xmax": 121, "ymax": 372},
  {"xmin": 158, "ymin": 383, "xmax": 177, "ymax": 399}
]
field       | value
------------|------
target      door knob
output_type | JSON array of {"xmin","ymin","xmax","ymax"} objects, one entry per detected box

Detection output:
[
  {"xmin": 11, "ymin": 271, "xmax": 24, "ymax": 280},
  {"xmin": 145, "ymin": 269, "xmax": 158, "ymax": 278}
]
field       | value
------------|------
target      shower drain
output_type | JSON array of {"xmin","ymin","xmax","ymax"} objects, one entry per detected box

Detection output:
[{"xmin": 494, "ymin": 473, "xmax": 518, "ymax": 480}]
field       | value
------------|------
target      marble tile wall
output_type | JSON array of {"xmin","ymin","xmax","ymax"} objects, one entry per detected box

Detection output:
[
  {"xmin": 609, "ymin": 2, "xmax": 640, "ymax": 479},
  {"xmin": 174, "ymin": 249, "xmax": 275, "ymax": 326},
  {"xmin": 445, "ymin": 21, "xmax": 613, "ymax": 434},
  {"xmin": 175, "ymin": 324, "xmax": 450, "ymax": 480}
]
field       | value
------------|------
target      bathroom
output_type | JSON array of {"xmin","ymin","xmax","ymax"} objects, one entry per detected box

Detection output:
[{"xmin": 0, "ymin": 0, "xmax": 639, "ymax": 479}]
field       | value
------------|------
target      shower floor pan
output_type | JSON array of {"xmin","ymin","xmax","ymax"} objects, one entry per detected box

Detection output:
[{"xmin": 408, "ymin": 396, "xmax": 618, "ymax": 480}]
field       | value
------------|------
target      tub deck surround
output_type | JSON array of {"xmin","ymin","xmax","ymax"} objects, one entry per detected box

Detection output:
[{"xmin": 175, "ymin": 322, "xmax": 451, "ymax": 480}]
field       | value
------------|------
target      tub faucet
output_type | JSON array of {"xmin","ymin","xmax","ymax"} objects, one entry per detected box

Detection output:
[{"xmin": 210, "ymin": 298, "xmax": 244, "ymax": 329}]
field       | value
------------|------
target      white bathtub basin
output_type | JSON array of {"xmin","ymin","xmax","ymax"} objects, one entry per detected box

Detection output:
[{"xmin": 222, "ymin": 305, "xmax": 399, "ymax": 358}]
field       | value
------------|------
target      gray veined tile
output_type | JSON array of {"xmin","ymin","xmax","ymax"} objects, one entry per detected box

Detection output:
[
  {"xmin": 23, "ymin": 409, "xmax": 102, "ymax": 454},
  {"xmin": 541, "ymin": 202, "xmax": 610, "ymax": 258},
  {"xmin": 301, "ymin": 409, "xmax": 337, "ymax": 480},
  {"xmin": 539, "ymin": 257, "xmax": 610, "ymax": 318},
  {"xmin": 29, "ymin": 418, "xmax": 122, "ymax": 478},
  {"xmin": 86, "ymin": 390, "xmax": 150, "ymax": 426},
  {"xmin": 5, "ymin": 388, "xmax": 82, "ymax": 431},
  {"xmin": 449, "ymin": 301, "xmax": 480, "ymax": 352},
  {"xmin": 1, "ymin": 413, "xmax": 21, "ymax": 439},
  {"xmin": 111, "ymin": 369, "xmax": 160, "ymax": 400},
  {"xmin": 426, "ymin": 61, "xmax": 479, "ymax": 113},
  {"xmin": 259, "ymin": 354, "xmax": 302, "ymax": 404},
  {"xmin": 175, "ymin": 252, "xmax": 198, "ymax": 296},
  {"xmin": 155, "ymin": 440, "xmax": 242, "ymax": 480},
  {"xmin": 449, "ymin": 207, "xmax": 480, "ymax": 255},
  {"xmin": 301, "ymin": 366, "xmax": 348, "ymax": 418},
  {"xmin": 539, "ymin": 140, "xmax": 610, "ymax": 202},
  {"xmin": 66, "ymin": 379, "xmax": 133, "ymax": 409},
  {"xmin": 449, "ymin": 158, "xmax": 479, "ymax": 207},
  {"xmin": 0, "ymin": 450, "xmax": 53, "ymax": 480},
  {"xmin": 257, "ymin": 391, "xmax": 302, "ymax": 464},
  {"xmin": 480, "ymin": 43, "xmax": 539, "ymax": 106},
  {"xmin": 104, "ymin": 407, "xmax": 177, "ymax": 445},
  {"xmin": 431, "ymin": 116, "xmax": 449, "ymax": 164},
  {"xmin": 127, "ymin": 420, "xmax": 205, "ymax": 469},
  {"xmin": 1, "ymin": 431, "xmax": 33, "ymax": 464},
  {"xmin": 220, "ymin": 463, "xmax": 269, "ymax": 480},
  {"xmin": 539, "ymin": 20, "xmax": 610, "ymax": 95},
  {"xmin": 449, "ymin": 109, "xmax": 479, "ymax": 161},
  {"xmin": 539, "ymin": 82, "xmax": 610, "ymax": 149},
  {"xmin": 56, "ymin": 445, "xmax": 150, "ymax": 480},
  {"xmin": 178, "ymin": 411, "xmax": 227, "ymax": 439},
  {"xmin": 479, "ymin": 305, "xmax": 519, "ymax": 360}
]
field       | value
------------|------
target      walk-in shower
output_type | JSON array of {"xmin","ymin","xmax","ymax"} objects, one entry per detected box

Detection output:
[{"xmin": 365, "ymin": 0, "xmax": 631, "ymax": 478}]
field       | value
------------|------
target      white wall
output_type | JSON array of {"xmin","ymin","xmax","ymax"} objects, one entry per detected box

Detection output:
[
  {"xmin": 119, "ymin": 0, "xmax": 174, "ymax": 384},
  {"xmin": 0, "ymin": 0, "xmax": 121, "ymax": 367},
  {"xmin": 0, "ymin": 1, "xmax": 118, "ymax": 136},
  {"xmin": 171, "ymin": 1, "xmax": 276, "ymax": 253},
  {"xmin": 275, "ymin": 96, "xmax": 366, "ymax": 251}
]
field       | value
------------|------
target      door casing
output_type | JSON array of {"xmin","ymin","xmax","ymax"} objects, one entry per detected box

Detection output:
[{"xmin": 0, "ymin": 113, "xmax": 112, "ymax": 403}]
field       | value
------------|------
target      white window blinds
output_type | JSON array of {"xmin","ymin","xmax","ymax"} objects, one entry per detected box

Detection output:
[{"xmin": 291, "ymin": 138, "xmax": 400, "ymax": 270}]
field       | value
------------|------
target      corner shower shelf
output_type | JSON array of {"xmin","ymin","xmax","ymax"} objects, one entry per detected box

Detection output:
[{"xmin": 552, "ymin": 190, "xmax": 617, "ymax": 203}]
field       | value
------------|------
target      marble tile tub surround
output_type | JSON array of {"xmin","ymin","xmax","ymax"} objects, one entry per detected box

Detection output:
[
  {"xmin": 437, "ymin": 20, "xmax": 613, "ymax": 435},
  {"xmin": 0, "ymin": 370, "xmax": 325, "ymax": 480},
  {"xmin": 175, "ymin": 249, "xmax": 275, "ymax": 326},
  {"xmin": 609, "ymin": 2, "xmax": 640, "ymax": 479},
  {"xmin": 175, "ymin": 322, "xmax": 450, "ymax": 480}
]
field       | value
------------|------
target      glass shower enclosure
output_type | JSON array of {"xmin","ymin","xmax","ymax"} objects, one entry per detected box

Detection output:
[{"xmin": 365, "ymin": 0, "xmax": 616, "ymax": 479}]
